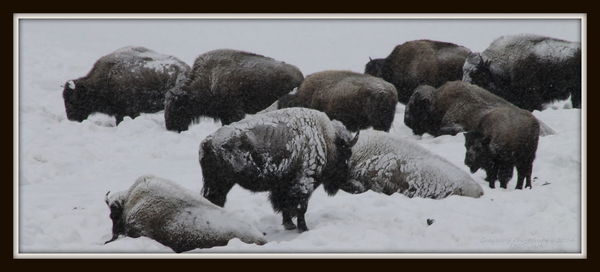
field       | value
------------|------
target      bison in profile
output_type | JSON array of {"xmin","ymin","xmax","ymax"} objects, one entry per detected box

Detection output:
[
  {"xmin": 404, "ymin": 81, "xmax": 540, "ymax": 189},
  {"xmin": 104, "ymin": 175, "xmax": 266, "ymax": 253},
  {"xmin": 404, "ymin": 82, "xmax": 554, "ymax": 137},
  {"xmin": 164, "ymin": 49, "xmax": 304, "ymax": 132},
  {"xmin": 199, "ymin": 108, "xmax": 359, "ymax": 232},
  {"xmin": 63, "ymin": 46, "xmax": 190, "ymax": 125},
  {"xmin": 365, "ymin": 39, "xmax": 472, "ymax": 103},
  {"xmin": 277, "ymin": 70, "xmax": 398, "ymax": 132},
  {"xmin": 463, "ymin": 34, "xmax": 581, "ymax": 110},
  {"xmin": 341, "ymin": 130, "xmax": 484, "ymax": 199}
]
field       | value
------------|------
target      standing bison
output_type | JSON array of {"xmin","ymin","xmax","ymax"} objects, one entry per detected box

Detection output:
[
  {"xmin": 199, "ymin": 108, "xmax": 359, "ymax": 232},
  {"xmin": 277, "ymin": 70, "xmax": 398, "ymax": 132},
  {"xmin": 404, "ymin": 81, "xmax": 540, "ymax": 189},
  {"xmin": 63, "ymin": 46, "xmax": 190, "ymax": 125},
  {"xmin": 341, "ymin": 130, "xmax": 484, "ymax": 199},
  {"xmin": 365, "ymin": 39, "xmax": 472, "ymax": 103},
  {"xmin": 164, "ymin": 49, "xmax": 304, "ymax": 132},
  {"xmin": 104, "ymin": 175, "xmax": 266, "ymax": 253},
  {"xmin": 463, "ymin": 34, "xmax": 581, "ymax": 110}
]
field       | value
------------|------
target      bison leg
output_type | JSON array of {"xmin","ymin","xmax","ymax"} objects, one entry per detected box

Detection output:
[
  {"xmin": 290, "ymin": 178, "xmax": 314, "ymax": 232},
  {"xmin": 497, "ymin": 163, "xmax": 514, "ymax": 189},
  {"xmin": 516, "ymin": 162, "xmax": 534, "ymax": 189},
  {"xmin": 115, "ymin": 115, "xmax": 124, "ymax": 125},
  {"xmin": 282, "ymin": 210, "xmax": 297, "ymax": 230},
  {"xmin": 296, "ymin": 199, "xmax": 310, "ymax": 232},
  {"xmin": 515, "ymin": 163, "xmax": 529, "ymax": 190},
  {"xmin": 484, "ymin": 163, "xmax": 498, "ymax": 189}
]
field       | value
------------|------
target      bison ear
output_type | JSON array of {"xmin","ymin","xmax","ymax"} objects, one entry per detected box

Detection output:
[{"xmin": 348, "ymin": 131, "xmax": 360, "ymax": 147}]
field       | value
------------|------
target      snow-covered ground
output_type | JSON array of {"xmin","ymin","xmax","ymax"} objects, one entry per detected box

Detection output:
[{"xmin": 17, "ymin": 18, "xmax": 583, "ymax": 255}]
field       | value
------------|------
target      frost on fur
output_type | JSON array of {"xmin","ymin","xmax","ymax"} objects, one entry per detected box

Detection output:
[
  {"xmin": 342, "ymin": 130, "xmax": 484, "ymax": 199},
  {"xmin": 199, "ymin": 108, "xmax": 358, "ymax": 232},
  {"xmin": 104, "ymin": 175, "xmax": 266, "ymax": 253}
]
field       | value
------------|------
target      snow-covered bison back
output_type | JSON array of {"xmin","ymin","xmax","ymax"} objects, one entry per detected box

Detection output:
[
  {"xmin": 199, "ymin": 108, "xmax": 359, "ymax": 232},
  {"xmin": 164, "ymin": 49, "xmax": 304, "ymax": 132},
  {"xmin": 104, "ymin": 175, "xmax": 266, "ymax": 253},
  {"xmin": 277, "ymin": 70, "xmax": 398, "ymax": 132},
  {"xmin": 463, "ymin": 34, "xmax": 581, "ymax": 110},
  {"xmin": 341, "ymin": 130, "xmax": 483, "ymax": 199},
  {"xmin": 63, "ymin": 46, "xmax": 190, "ymax": 124}
]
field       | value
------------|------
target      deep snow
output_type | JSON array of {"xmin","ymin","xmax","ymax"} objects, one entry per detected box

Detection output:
[{"xmin": 17, "ymin": 18, "xmax": 582, "ymax": 255}]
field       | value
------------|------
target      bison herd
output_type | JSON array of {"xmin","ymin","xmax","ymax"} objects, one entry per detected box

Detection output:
[{"xmin": 62, "ymin": 34, "xmax": 581, "ymax": 252}]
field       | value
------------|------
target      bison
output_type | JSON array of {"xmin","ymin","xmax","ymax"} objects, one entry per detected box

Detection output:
[
  {"xmin": 199, "ymin": 108, "xmax": 359, "ymax": 232},
  {"xmin": 104, "ymin": 175, "xmax": 267, "ymax": 253},
  {"xmin": 463, "ymin": 34, "xmax": 581, "ymax": 110},
  {"xmin": 404, "ymin": 81, "xmax": 540, "ymax": 189},
  {"xmin": 463, "ymin": 107, "xmax": 540, "ymax": 189},
  {"xmin": 404, "ymin": 81, "xmax": 553, "ymax": 137},
  {"xmin": 63, "ymin": 46, "xmax": 190, "ymax": 125},
  {"xmin": 341, "ymin": 130, "xmax": 484, "ymax": 199},
  {"xmin": 164, "ymin": 49, "xmax": 304, "ymax": 132},
  {"xmin": 277, "ymin": 70, "xmax": 398, "ymax": 132},
  {"xmin": 365, "ymin": 39, "xmax": 472, "ymax": 103}
]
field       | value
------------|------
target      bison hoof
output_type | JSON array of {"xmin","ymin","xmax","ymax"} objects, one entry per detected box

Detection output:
[
  {"xmin": 283, "ymin": 222, "xmax": 297, "ymax": 230},
  {"xmin": 297, "ymin": 226, "xmax": 309, "ymax": 233}
]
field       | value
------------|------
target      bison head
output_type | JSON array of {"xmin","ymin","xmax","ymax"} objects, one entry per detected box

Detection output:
[
  {"xmin": 322, "ymin": 120, "xmax": 360, "ymax": 196},
  {"xmin": 364, "ymin": 57, "xmax": 386, "ymax": 78},
  {"xmin": 277, "ymin": 88, "xmax": 300, "ymax": 109},
  {"xmin": 62, "ymin": 79, "xmax": 94, "ymax": 122},
  {"xmin": 104, "ymin": 191, "xmax": 127, "ymax": 244},
  {"xmin": 463, "ymin": 53, "xmax": 494, "ymax": 89},
  {"xmin": 164, "ymin": 89, "xmax": 194, "ymax": 132},
  {"xmin": 463, "ymin": 132, "xmax": 492, "ymax": 174},
  {"xmin": 404, "ymin": 85, "xmax": 438, "ymax": 136}
]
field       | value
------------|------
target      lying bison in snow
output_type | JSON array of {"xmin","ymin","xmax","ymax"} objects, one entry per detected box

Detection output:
[
  {"xmin": 63, "ymin": 46, "xmax": 190, "ymax": 125},
  {"xmin": 341, "ymin": 130, "xmax": 484, "ymax": 199},
  {"xmin": 277, "ymin": 70, "xmax": 398, "ymax": 132},
  {"xmin": 404, "ymin": 81, "xmax": 554, "ymax": 137},
  {"xmin": 404, "ymin": 81, "xmax": 539, "ymax": 189},
  {"xmin": 164, "ymin": 49, "xmax": 304, "ymax": 132},
  {"xmin": 365, "ymin": 39, "xmax": 472, "ymax": 103},
  {"xmin": 199, "ymin": 108, "xmax": 359, "ymax": 232},
  {"xmin": 463, "ymin": 34, "xmax": 581, "ymax": 110},
  {"xmin": 104, "ymin": 175, "xmax": 266, "ymax": 253}
]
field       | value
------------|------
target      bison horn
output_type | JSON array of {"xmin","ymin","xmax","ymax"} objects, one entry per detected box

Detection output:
[
  {"xmin": 369, "ymin": 57, "xmax": 373, "ymax": 61},
  {"xmin": 105, "ymin": 191, "xmax": 111, "ymax": 205},
  {"xmin": 349, "ymin": 131, "xmax": 360, "ymax": 147}
]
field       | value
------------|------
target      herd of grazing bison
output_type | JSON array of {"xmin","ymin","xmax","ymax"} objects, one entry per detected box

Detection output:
[{"xmin": 62, "ymin": 33, "xmax": 581, "ymax": 252}]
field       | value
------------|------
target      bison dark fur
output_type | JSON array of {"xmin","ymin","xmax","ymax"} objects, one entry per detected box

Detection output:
[
  {"xmin": 164, "ymin": 49, "xmax": 304, "ymax": 132},
  {"xmin": 63, "ymin": 46, "xmax": 190, "ymax": 125},
  {"xmin": 404, "ymin": 81, "xmax": 540, "ymax": 189},
  {"xmin": 199, "ymin": 108, "xmax": 359, "ymax": 232},
  {"xmin": 277, "ymin": 70, "xmax": 398, "ymax": 132},
  {"xmin": 365, "ymin": 39, "xmax": 472, "ymax": 103},
  {"xmin": 463, "ymin": 34, "xmax": 581, "ymax": 110},
  {"xmin": 463, "ymin": 107, "xmax": 539, "ymax": 189}
]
